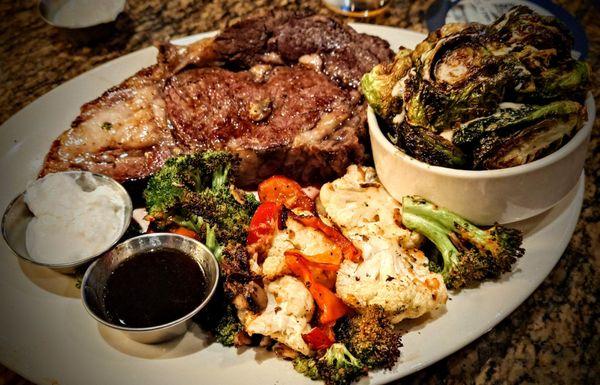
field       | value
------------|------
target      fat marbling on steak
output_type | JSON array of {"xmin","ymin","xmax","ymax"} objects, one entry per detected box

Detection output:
[{"xmin": 41, "ymin": 10, "xmax": 393, "ymax": 187}]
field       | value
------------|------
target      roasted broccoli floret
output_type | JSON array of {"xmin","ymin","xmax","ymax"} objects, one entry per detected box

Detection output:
[
  {"xmin": 335, "ymin": 306, "xmax": 402, "ymax": 370},
  {"xmin": 143, "ymin": 151, "xmax": 258, "ymax": 246},
  {"xmin": 401, "ymin": 196, "xmax": 524, "ymax": 289},
  {"xmin": 293, "ymin": 344, "xmax": 367, "ymax": 385},
  {"xmin": 317, "ymin": 343, "xmax": 367, "ymax": 385},
  {"xmin": 144, "ymin": 151, "xmax": 233, "ymax": 218},
  {"xmin": 293, "ymin": 355, "xmax": 321, "ymax": 381},
  {"xmin": 180, "ymin": 188, "xmax": 258, "ymax": 244},
  {"xmin": 195, "ymin": 293, "xmax": 245, "ymax": 347},
  {"xmin": 212, "ymin": 302, "xmax": 245, "ymax": 346}
]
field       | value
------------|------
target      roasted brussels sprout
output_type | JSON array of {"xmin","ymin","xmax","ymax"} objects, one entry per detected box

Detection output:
[
  {"xmin": 398, "ymin": 123, "xmax": 467, "ymax": 167},
  {"xmin": 486, "ymin": 6, "xmax": 573, "ymax": 57},
  {"xmin": 405, "ymin": 24, "xmax": 510, "ymax": 131},
  {"xmin": 453, "ymin": 100, "xmax": 584, "ymax": 169},
  {"xmin": 361, "ymin": 5, "xmax": 589, "ymax": 170},
  {"xmin": 515, "ymin": 59, "xmax": 590, "ymax": 101},
  {"xmin": 361, "ymin": 49, "xmax": 413, "ymax": 120}
]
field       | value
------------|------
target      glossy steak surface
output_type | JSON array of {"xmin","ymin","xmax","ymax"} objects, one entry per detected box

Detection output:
[{"xmin": 41, "ymin": 10, "xmax": 393, "ymax": 186}]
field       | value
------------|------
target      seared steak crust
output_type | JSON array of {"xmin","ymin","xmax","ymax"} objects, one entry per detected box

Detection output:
[
  {"xmin": 215, "ymin": 11, "xmax": 393, "ymax": 89},
  {"xmin": 41, "ymin": 11, "xmax": 392, "ymax": 186},
  {"xmin": 165, "ymin": 66, "xmax": 353, "ymax": 149},
  {"xmin": 164, "ymin": 65, "xmax": 365, "ymax": 185}
]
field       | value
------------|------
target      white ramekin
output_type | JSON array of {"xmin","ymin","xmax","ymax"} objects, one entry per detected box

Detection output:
[{"xmin": 368, "ymin": 93, "xmax": 595, "ymax": 225}]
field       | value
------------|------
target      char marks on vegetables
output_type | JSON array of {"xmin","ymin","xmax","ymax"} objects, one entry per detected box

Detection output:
[
  {"xmin": 401, "ymin": 196, "xmax": 524, "ymax": 290},
  {"xmin": 361, "ymin": 6, "xmax": 590, "ymax": 169}
]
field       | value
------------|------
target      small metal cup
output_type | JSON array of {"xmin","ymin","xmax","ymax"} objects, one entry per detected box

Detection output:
[
  {"xmin": 81, "ymin": 233, "xmax": 220, "ymax": 344},
  {"xmin": 1, "ymin": 171, "xmax": 133, "ymax": 274}
]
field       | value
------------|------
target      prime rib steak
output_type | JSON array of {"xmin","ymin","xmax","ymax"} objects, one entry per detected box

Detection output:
[{"xmin": 40, "ymin": 10, "xmax": 393, "ymax": 187}]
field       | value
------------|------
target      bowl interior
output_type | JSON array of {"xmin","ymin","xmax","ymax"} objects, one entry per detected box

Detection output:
[
  {"xmin": 1, "ymin": 171, "xmax": 132, "ymax": 270},
  {"xmin": 82, "ymin": 233, "xmax": 220, "ymax": 331}
]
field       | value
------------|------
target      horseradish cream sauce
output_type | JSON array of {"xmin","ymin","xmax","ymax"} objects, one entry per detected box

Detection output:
[{"xmin": 24, "ymin": 172, "xmax": 125, "ymax": 265}]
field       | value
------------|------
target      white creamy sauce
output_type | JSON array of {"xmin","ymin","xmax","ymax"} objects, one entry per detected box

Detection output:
[
  {"xmin": 49, "ymin": 0, "xmax": 123, "ymax": 28},
  {"xmin": 498, "ymin": 102, "xmax": 525, "ymax": 110},
  {"xmin": 24, "ymin": 173, "xmax": 125, "ymax": 264},
  {"xmin": 436, "ymin": 61, "xmax": 468, "ymax": 84}
]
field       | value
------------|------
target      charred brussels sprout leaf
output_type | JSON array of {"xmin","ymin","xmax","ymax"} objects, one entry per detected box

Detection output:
[
  {"xmin": 530, "ymin": 61, "xmax": 589, "ymax": 101},
  {"xmin": 454, "ymin": 100, "xmax": 584, "ymax": 169},
  {"xmin": 487, "ymin": 6, "xmax": 573, "ymax": 56},
  {"xmin": 361, "ymin": 49, "xmax": 413, "ymax": 120},
  {"xmin": 398, "ymin": 123, "xmax": 467, "ymax": 168}
]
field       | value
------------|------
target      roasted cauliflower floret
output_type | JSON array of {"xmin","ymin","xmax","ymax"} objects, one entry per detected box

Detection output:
[
  {"xmin": 319, "ymin": 165, "xmax": 447, "ymax": 322},
  {"xmin": 336, "ymin": 245, "xmax": 447, "ymax": 323},
  {"xmin": 238, "ymin": 275, "xmax": 315, "ymax": 355},
  {"xmin": 317, "ymin": 165, "xmax": 422, "ymax": 254}
]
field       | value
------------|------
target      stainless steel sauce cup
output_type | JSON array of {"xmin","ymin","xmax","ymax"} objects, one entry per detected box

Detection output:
[
  {"xmin": 81, "ymin": 233, "xmax": 220, "ymax": 344},
  {"xmin": 1, "ymin": 171, "xmax": 133, "ymax": 274}
]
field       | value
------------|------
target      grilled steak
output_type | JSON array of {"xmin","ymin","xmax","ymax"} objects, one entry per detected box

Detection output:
[
  {"xmin": 40, "ymin": 10, "xmax": 393, "ymax": 187},
  {"xmin": 213, "ymin": 11, "xmax": 393, "ymax": 89},
  {"xmin": 42, "ymin": 66, "xmax": 176, "ymax": 181},
  {"xmin": 164, "ymin": 66, "xmax": 365, "ymax": 185}
]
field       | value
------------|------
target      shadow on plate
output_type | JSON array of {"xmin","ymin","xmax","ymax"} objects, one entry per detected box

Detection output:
[
  {"xmin": 18, "ymin": 259, "xmax": 80, "ymax": 298},
  {"xmin": 98, "ymin": 321, "xmax": 210, "ymax": 359},
  {"xmin": 510, "ymin": 174, "xmax": 583, "ymax": 237},
  {"xmin": 398, "ymin": 305, "xmax": 448, "ymax": 334}
]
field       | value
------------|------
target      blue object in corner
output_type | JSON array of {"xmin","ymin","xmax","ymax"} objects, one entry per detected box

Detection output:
[{"xmin": 426, "ymin": 0, "xmax": 588, "ymax": 59}]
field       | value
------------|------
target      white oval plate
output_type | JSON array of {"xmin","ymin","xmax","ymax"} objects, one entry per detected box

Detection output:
[{"xmin": 0, "ymin": 25, "xmax": 584, "ymax": 385}]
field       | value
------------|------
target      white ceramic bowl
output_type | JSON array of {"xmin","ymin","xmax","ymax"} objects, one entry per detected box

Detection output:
[{"xmin": 368, "ymin": 93, "xmax": 595, "ymax": 225}]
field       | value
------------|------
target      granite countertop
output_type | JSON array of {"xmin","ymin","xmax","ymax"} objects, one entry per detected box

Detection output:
[{"xmin": 0, "ymin": 1, "xmax": 598, "ymax": 384}]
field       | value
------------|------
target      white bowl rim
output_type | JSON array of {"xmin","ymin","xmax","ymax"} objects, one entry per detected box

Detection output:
[{"xmin": 368, "ymin": 92, "xmax": 595, "ymax": 180}]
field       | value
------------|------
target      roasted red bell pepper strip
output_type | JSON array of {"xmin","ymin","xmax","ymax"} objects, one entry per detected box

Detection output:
[
  {"xmin": 247, "ymin": 202, "xmax": 282, "ymax": 245},
  {"xmin": 285, "ymin": 251, "xmax": 349, "ymax": 324},
  {"xmin": 258, "ymin": 175, "xmax": 315, "ymax": 212},
  {"xmin": 291, "ymin": 214, "xmax": 362, "ymax": 263},
  {"xmin": 284, "ymin": 249, "xmax": 341, "ymax": 271},
  {"xmin": 311, "ymin": 268, "xmax": 337, "ymax": 290},
  {"xmin": 170, "ymin": 227, "xmax": 199, "ymax": 240},
  {"xmin": 302, "ymin": 326, "xmax": 335, "ymax": 350}
]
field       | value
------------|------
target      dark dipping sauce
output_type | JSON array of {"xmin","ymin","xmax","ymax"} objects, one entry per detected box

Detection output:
[{"xmin": 104, "ymin": 248, "xmax": 206, "ymax": 328}]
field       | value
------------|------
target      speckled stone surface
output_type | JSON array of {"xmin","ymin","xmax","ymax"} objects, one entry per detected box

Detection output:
[{"xmin": 0, "ymin": 1, "xmax": 598, "ymax": 384}]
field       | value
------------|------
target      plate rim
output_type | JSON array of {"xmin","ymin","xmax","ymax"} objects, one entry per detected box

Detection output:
[{"xmin": 0, "ymin": 25, "xmax": 584, "ymax": 385}]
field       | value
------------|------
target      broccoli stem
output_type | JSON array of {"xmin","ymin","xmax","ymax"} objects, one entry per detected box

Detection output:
[
  {"xmin": 211, "ymin": 165, "xmax": 230, "ymax": 190},
  {"xmin": 173, "ymin": 214, "xmax": 204, "ymax": 233},
  {"xmin": 401, "ymin": 208, "xmax": 460, "ymax": 278},
  {"xmin": 402, "ymin": 196, "xmax": 500, "ymax": 254},
  {"xmin": 205, "ymin": 224, "xmax": 224, "ymax": 261}
]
